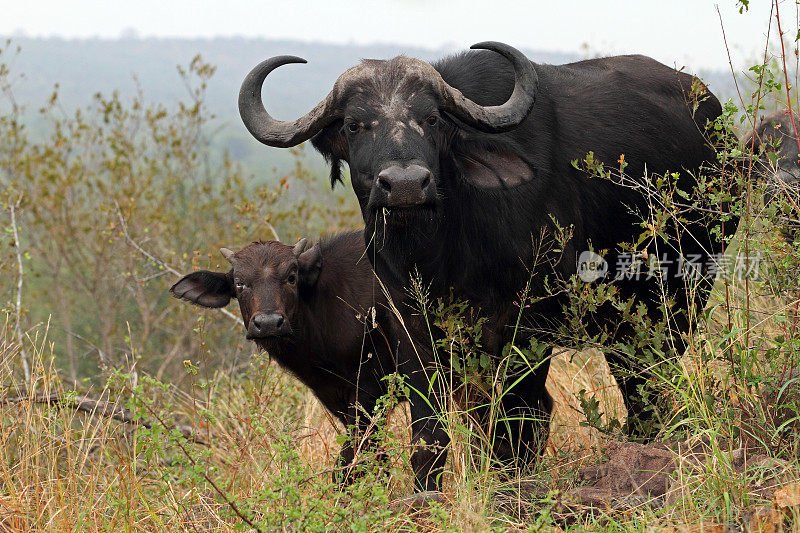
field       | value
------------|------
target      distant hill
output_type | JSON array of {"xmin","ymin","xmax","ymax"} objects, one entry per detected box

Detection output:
[{"xmin": 0, "ymin": 36, "xmax": 739, "ymax": 177}]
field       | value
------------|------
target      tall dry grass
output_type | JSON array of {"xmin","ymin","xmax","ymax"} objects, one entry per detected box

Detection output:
[{"xmin": 0, "ymin": 305, "xmax": 632, "ymax": 531}]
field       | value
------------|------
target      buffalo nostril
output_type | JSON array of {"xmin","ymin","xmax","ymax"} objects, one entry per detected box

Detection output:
[
  {"xmin": 377, "ymin": 176, "xmax": 392, "ymax": 193},
  {"xmin": 275, "ymin": 315, "xmax": 284, "ymax": 328},
  {"xmin": 420, "ymin": 172, "xmax": 431, "ymax": 190}
]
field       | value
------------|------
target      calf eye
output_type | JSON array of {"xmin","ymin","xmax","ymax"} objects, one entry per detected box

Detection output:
[
  {"xmin": 346, "ymin": 122, "xmax": 360, "ymax": 134},
  {"xmin": 426, "ymin": 115, "xmax": 439, "ymax": 127},
  {"xmin": 287, "ymin": 273, "xmax": 297, "ymax": 285},
  {"xmin": 235, "ymin": 279, "xmax": 247, "ymax": 291}
]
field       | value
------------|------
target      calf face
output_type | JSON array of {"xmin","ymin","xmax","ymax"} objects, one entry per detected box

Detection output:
[{"xmin": 170, "ymin": 239, "xmax": 322, "ymax": 341}]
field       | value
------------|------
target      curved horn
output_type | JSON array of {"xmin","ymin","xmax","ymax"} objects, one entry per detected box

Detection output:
[
  {"xmin": 436, "ymin": 41, "xmax": 538, "ymax": 133},
  {"xmin": 238, "ymin": 56, "xmax": 340, "ymax": 148},
  {"xmin": 292, "ymin": 238, "xmax": 309, "ymax": 256},
  {"xmin": 240, "ymin": 42, "xmax": 536, "ymax": 145}
]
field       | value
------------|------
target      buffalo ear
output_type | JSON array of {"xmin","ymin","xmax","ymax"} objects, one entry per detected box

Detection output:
[
  {"xmin": 170, "ymin": 270, "xmax": 235, "ymax": 308},
  {"xmin": 311, "ymin": 121, "xmax": 349, "ymax": 188},
  {"xmin": 297, "ymin": 243, "xmax": 322, "ymax": 288},
  {"xmin": 454, "ymin": 147, "xmax": 533, "ymax": 188}
]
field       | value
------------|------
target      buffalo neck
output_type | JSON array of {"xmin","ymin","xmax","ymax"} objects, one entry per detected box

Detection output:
[{"xmin": 365, "ymin": 160, "xmax": 563, "ymax": 314}]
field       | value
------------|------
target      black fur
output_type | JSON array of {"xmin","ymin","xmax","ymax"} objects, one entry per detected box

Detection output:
[
  {"xmin": 303, "ymin": 49, "xmax": 738, "ymax": 491},
  {"xmin": 743, "ymin": 109, "xmax": 800, "ymax": 206}
]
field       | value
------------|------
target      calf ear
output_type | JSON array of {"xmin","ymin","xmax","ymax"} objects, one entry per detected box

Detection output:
[
  {"xmin": 298, "ymin": 244, "xmax": 322, "ymax": 288},
  {"xmin": 170, "ymin": 270, "xmax": 235, "ymax": 308},
  {"xmin": 453, "ymin": 147, "xmax": 533, "ymax": 188}
]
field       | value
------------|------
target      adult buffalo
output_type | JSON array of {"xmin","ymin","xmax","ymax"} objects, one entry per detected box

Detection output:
[
  {"xmin": 239, "ymin": 42, "xmax": 737, "ymax": 491},
  {"xmin": 743, "ymin": 109, "xmax": 800, "ymax": 205}
]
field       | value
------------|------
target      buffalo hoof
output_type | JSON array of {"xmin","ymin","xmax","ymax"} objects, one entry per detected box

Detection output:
[{"xmin": 391, "ymin": 491, "xmax": 447, "ymax": 512}]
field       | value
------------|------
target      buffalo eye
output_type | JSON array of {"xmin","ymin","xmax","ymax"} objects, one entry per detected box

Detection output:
[
  {"xmin": 345, "ymin": 121, "xmax": 360, "ymax": 134},
  {"xmin": 426, "ymin": 115, "xmax": 439, "ymax": 128},
  {"xmin": 286, "ymin": 273, "xmax": 297, "ymax": 285},
  {"xmin": 235, "ymin": 279, "xmax": 247, "ymax": 291}
]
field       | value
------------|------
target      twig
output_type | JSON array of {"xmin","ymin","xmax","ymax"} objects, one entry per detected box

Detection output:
[
  {"xmin": 718, "ymin": 3, "xmax": 772, "ymax": 363},
  {"xmin": 774, "ymin": 1, "xmax": 800, "ymax": 155},
  {"xmin": 773, "ymin": 0, "xmax": 800, "ymax": 340},
  {"xmin": 9, "ymin": 194, "xmax": 30, "ymax": 383},
  {"xmin": 2, "ymin": 392, "xmax": 209, "ymax": 445},
  {"xmin": 716, "ymin": 5, "xmax": 749, "ymax": 119},
  {"xmin": 264, "ymin": 220, "xmax": 280, "ymax": 241},
  {"xmin": 113, "ymin": 202, "xmax": 241, "ymax": 325},
  {"xmin": 63, "ymin": 329, "xmax": 107, "ymax": 365},
  {"xmin": 138, "ymin": 392, "xmax": 264, "ymax": 532}
]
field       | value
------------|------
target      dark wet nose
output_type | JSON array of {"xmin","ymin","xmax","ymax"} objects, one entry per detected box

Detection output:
[
  {"xmin": 247, "ymin": 313, "xmax": 288, "ymax": 338},
  {"xmin": 376, "ymin": 164, "xmax": 433, "ymax": 207}
]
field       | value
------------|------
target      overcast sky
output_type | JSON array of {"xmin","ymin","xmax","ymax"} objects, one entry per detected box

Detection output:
[{"xmin": 0, "ymin": 1, "xmax": 788, "ymax": 71}]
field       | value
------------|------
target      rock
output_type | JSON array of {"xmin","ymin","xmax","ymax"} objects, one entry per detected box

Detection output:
[
  {"xmin": 390, "ymin": 490, "xmax": 447, "ymax": 512},
  {"xmin": 744, "ymin": 504, "xmax": 783, "ymax": 533},
  {"xmin": 772, "ymin": 482, "xmax": 800, "ymax": 512},
  {"xmin": 568, "ymin": 440, "xmax": 795, "ymax": 512},
  {"xmin": 565, "ymin": 486, "xmax": 660, "ymax": 510},
  {"xmin": 573, "ymin": 441, "xmax": 676, "ymax": 501}
]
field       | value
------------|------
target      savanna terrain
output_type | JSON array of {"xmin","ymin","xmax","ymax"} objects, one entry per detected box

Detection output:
[{"xmin": 2, "ymin": 5, "xmax": 800, "ymax": 531}]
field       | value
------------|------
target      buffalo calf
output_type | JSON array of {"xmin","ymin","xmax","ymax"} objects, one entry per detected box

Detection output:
[{"xmin": 171, "ymin": 230, "xmax": 396, "ymax": 480}]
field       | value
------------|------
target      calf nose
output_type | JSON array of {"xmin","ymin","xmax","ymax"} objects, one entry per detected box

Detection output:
[
  {"xmin": 248, "ymin": 313, "xmax": 287, "ymax": 338},
  {"xmin": 376, "ymin": 164, "xmax": 433, "ymax": 207}
]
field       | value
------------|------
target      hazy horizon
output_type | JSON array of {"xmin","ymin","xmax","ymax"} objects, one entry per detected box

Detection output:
[{"xmin": 0, "ymin": 1, "xmax": 784, "ymax": 71}]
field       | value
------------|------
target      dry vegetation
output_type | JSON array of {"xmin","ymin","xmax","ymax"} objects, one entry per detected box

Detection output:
[
  {"xmin": 3, "ymin": 3, "xmax": 800, "ymax": 531},
  {"xmin": 1, "ymin": 277, "xmax": 798, "ymax": 531},
  {"xmin": 0, "ymin": 316, "xmax": 628, "ymax": 531}
]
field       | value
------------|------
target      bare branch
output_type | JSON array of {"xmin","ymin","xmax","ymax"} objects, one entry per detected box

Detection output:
[
  {"xmin": 9, "ymin": 194, "xmax": 30, "ymax": 383},
  {"xmin": 264, "ymin": 220, "xmax": 280, "ymax": 241},
  {"xmin": 2, "ymin": 392, "xmax": 209, "ymax": 445},
  {"xmin": 113, "ymin": 202, "xmax": 241, "ymax": 325}
]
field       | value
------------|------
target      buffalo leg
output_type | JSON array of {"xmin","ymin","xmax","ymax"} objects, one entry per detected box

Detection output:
[
  {"xmin": 605, "ymin": 309, "xmax": 691, "ymax": 440},
  {"xmin": 407, "ymin": 367, "xmax": 451, "ymax": 491},
  {"xmin": 396, "ymin": 337, "xmax": 451, "ymax": 492},
  {"xmin": 604, "ymin": 349, "xmax": 655, "ymax": 438},
  {"xmin": 492, "ymin": 348, "xmax": 553, "ymax": 470},
  {"xmin": 334, "ymin": 399, "xmax": 386, "ymax": 484}
]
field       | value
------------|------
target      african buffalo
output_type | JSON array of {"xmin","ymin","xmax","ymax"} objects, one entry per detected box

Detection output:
[
  {"xmin": 238, "ymin": 42, "xmax": 738, "ymax": 491},
  {"xmin": 743, "ymin": 109, "xmax": 800, "ymax": 209},
  {"xmin": 170, "ymin": 231, "xmax": 396, "ymax": 480}
]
